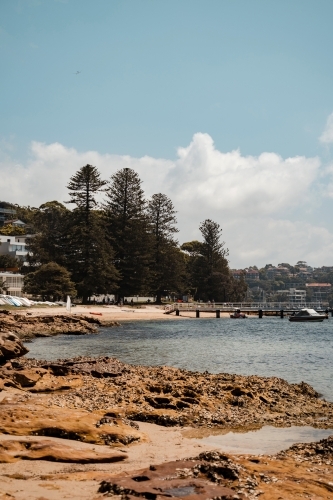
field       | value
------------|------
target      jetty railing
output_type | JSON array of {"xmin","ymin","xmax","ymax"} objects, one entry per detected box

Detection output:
[{"xmin": 164, "ymin": 301, "xmax": 327, "ymax": 314}]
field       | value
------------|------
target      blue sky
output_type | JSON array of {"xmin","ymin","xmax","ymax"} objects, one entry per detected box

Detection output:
[{"xmin": 1, "ymin": 0, "xmax": 333, "ymax": 267}]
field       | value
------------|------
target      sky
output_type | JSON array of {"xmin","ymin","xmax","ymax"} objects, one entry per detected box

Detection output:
[{"xmin": 1, "ymin": 0, "xmax": 333, "ymax": 268}]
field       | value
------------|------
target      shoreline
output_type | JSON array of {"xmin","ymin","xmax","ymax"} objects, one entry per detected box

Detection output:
[
  {"xmin": 0, "ymin": 355, "xmax": 332, "ymax": 499},
  {"xmin": 1, "ymin": 313, "xmax": 333, "ymax": 498}
]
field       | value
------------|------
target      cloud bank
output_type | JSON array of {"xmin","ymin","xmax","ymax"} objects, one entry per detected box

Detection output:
[
  {"xmin": 0, "ymin": 133, "xmax": 331, "ymax": 268},
  {"xmin": 320, "ymin": 112, "xmax": 333, "ymax": 144}
]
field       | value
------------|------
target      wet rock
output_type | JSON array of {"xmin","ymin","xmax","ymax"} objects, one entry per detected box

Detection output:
[
  {"xmin": 98, "ymin": 458, "xmax": 245, "ymax": 499},
  {"xmin": 277, "ymin": 435, "xmax": 333, "ymax": 465},
  {"xmin": 0, "ymin": 332, "xmax": 29, "ymax": 364}
]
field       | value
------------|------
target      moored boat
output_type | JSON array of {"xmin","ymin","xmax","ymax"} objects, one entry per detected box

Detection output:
[
  {"xmin": 289, "ymin": 308, "xmax": 326, "ymax": 322},
  {"xmin": 230, "ymin": 308, "xmax": 247, "ymax": 319}
]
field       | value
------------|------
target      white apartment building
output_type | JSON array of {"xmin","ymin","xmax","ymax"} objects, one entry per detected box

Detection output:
[
  {"xmin": 277, "ymin": 288, "xmax": 306, "ymax": 305},
  {"xmin": 0, "ymin": 272, "xmax": 24, "ymax": 297},
  {"xmin": 0, "ymin": 234, "xmax": 29, "ymax": 260}
]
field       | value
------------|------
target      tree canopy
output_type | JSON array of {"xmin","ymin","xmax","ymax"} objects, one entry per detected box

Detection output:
[{"xmin": 23, "ymin": 262, "xmax": 76, "ymax": 301}]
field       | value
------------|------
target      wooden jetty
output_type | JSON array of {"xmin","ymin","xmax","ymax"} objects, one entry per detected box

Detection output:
[{"xmin": 164, "ymin": 302, "xmax": 330, "ymax": 318}]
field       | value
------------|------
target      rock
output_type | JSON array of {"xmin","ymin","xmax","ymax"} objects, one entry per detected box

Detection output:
[
  {"xmin": 277, "ymin": 435, "xmax": 333, "ymax": 464},
  {"xmin": 0, "ymin": 438, "xmax": 128, "ymax": 463},
  {"xmin": 0, "ymin": 312, "xmax": 120, "ymax": 340},
  {"xmin": 10, "ymin": 355, "xmax": 333, "ymax": 431},
  {"xmin": 98, "ymin": 458, "xmax": 244, "ymax": 499},
  {"xmin": 0, "ymin": 332, "xmax": 29, "ymax": 364},
  {"xmin": 12, "ymin": 368, "xmax": 45, "ymax": 387},
  {"xmin": 0, "ymin": 398, "xmax": 144, "ymax": 447}
]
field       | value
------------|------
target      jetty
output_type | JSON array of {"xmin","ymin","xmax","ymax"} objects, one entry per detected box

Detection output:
[{"xmin": 164, "ymin": 302, "xmax": 330, "ymax": 318}]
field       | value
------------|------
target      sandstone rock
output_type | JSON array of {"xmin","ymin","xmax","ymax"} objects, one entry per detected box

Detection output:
[
  {"xmin": 12, "ymin": 368, "xmax": 45, "ymax": 387},
  {"xmin": 15, "ymin": 355, "xmax": 333, "ymax": 431},
  {"xmin": 0, "ymin": 438, "xmax": 127, "ymax": 463},
  {"xmin": 0, "ymin": 332, "xmax": 29, "ymax": 364},
  {"xmin": 0, "ymin": 399, "xmax": 144, "ymax": 447},
  {"xmin": 98, "ymin": 456, "xmax": 245, "ymax": 499},
  {"xmin": 0, "ymin": 312, "xmax": 119, "ymax": 340}
]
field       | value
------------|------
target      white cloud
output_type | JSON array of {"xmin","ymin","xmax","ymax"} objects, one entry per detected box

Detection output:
[
  {"xmin": 0, "ymin": 133, "xmax": 331, "ymax": 268},
  {"xmin": 319, "ymin": 112, "xmax": 333, "ymax": 144}
]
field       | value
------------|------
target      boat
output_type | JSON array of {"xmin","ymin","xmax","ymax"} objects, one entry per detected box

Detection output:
[
  {"xmin": 230, "ymin": 308, "xmax": 247, "ymax": 319},
  {"xmin": 289, "ymin": 308, "xmax": 327, "ymax": 322}
]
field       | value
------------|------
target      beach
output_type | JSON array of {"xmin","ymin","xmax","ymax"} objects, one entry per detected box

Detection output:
[
  {"xmin": 0, "ymin": 309, "xmax": 333, "ymax": 499},
  {"xmin": 17, "ymin": 304, "xmax": 232, "ymax": 321}
]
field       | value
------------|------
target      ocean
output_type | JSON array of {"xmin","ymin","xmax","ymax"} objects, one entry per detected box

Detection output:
[{"xmin": 25, "ymin": 317, "xmax": 333, "ymax": 402}]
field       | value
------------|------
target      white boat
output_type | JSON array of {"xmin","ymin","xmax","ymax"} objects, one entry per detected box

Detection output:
[{"xmin": 289, "ymin": 308, "xmax": 327, "ymax": 322}]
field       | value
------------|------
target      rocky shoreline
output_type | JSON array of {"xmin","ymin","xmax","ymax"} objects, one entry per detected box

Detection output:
[
  {"xmin": 13, "ymin": 355, "xmax": 333, "ymax": 430},
  {"xmin": 0, "ymin": 333, "xmax": 332, "ymax": 499},
  {"xmin": 0, "ymin": 310, "xmax": 119, "ymax": 340}
]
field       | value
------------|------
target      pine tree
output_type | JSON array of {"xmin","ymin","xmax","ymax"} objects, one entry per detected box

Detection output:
[
  {"xmin": 147, "ymin": 193, "xmax": 185, "ymax": 303},
  {"xmin": 66, "ymin": 165, "xmax": 119, "ymax": 302},
  {"xmin": 181, "ymin": 220, "xmax": 245, "ymax": 301},
  {"xmin": 104, "ymin": 168, "xmax": 152, "ymax": 299}
]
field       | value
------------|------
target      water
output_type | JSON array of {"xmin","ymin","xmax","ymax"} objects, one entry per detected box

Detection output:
[
  {"xmin": 25, "ymin": 317, "xmax": 333, "ymax": 401},
  {"xmin": 188, "ymin": 426, "xmax": 333, "ymax": 454}
]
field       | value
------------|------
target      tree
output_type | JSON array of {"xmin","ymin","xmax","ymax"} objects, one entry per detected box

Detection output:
[
  {"xmin": 0, "ymin": 255, "xmax": 20, "ymax": 270},
  {"xmin": 181, "ymin": 219, "xmax": 246, "ymax": 302},
  {"xmin": 104, "ymin": 168, "xmax": 152, "ymax": 299},
  {"xmin": 67, "ymin": 164, "xmax": 107, "ymax": 212},
  {"xmin": 27, "ymin": 201, "xmax": 70, "ymax": 267},
  {"xmin": 66, "ymin": 165, "xmax": 119, "ymax": 302},
  {"xmin": 0, "ymin": 277, "xmax": 8, "ymax": 294},
  {"xmin": 23, "ymin": 262, "xmax": 76, "ymax": 301},
  {"xmin": 0, "ymin": 224, "xmax": 26, "ymax": 236},
  {"xmin": 147, "ymin": 193, "xmax": 185, "ymax": 303}
]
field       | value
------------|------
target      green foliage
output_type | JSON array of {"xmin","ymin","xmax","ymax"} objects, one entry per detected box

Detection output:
[
  {"xmin": 0, "ymin": 224, "xmax": 26, "ymax": 236},
  {"xmin": 14, "ymin": 205, "xmax": 38, "ymax": 225},
  {"xmin": 67, "ymin": 164, "xmax": 107, "ymax": 211},
  {"xmin": 0, "ymin": 255, "xmax": 20, "ymax": 270},
  {"xmin": 182, "ymin": 219, "xmax": 246, "ymax": 302},
  {"xmin": 23, "ymin": 262, "xmax": 76, "ymax": 301},
  {"xmin": 27, "ymin": 201, "xmax": 70, "ymax": 267},
  {"xmin": 0, "ymin": 277, "xmax": 8, "ymax": 293},
  {"xmin": 104, "ymin": 168, "xmax": 152, "ymax": 298},
  {"xmin": 66, "ymin": 165, "xmax": 119, "ymax": 302},
  {"xmin": 147, "ymin": 193, "xmax": 185, "ymax": 302}
]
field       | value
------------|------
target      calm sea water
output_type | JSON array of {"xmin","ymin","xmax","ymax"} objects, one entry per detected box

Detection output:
[{"xmin": 25, "ymin": 318, "xmax": 333, "ymax": 402}]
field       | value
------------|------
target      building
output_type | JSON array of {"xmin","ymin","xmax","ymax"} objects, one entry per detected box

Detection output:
[
  {"xmin": 232, "ymin": 269, "xmax": 259, "ymax": 281},
  {"xmin": 276, "ymin": 288, "xmax": 306, "ymax": 305},
  {"xmin": 3, "ymin": 219, "xmax": 26, "ymax": 228},
  {"xmin": 245, "ymin": 269, "xmax": 259, "ymax": 281},
  {"xmin": 0, "ymin": 272, "xmax": 24, "ymax": 297},
  {"xmin": 305, "ymin": 283, "xmax": 331, "ymax": 302},
  {"xmin": 0, "ymin": 234, "xmax": 29, "ymax": 261},
  {"xmin": 232, "ymin": 270, "xmax": 245, "ymax": 280},
  {"xmin": 0, "ymin": 207, "xmax": 16, "ymax": 226},
  {"xmin": 266, "ymin": 266, "xmax": 291, "ymax": 280}
]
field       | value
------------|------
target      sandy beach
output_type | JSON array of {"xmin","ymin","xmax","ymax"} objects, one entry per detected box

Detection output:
[{"xmin": 18, "ymin": 304, "xmax": 232, "ymax": 322}]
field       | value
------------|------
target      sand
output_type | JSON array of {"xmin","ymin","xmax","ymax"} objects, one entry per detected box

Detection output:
[
  {"xmin": 20, "ymin": 304, "xmax": 231, "ymax": 322},
  {"xmin": 0, "ymin": 422, "xmax": 216, "ymax": 500}
]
